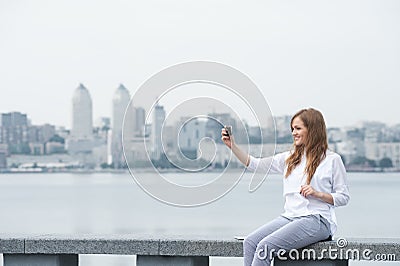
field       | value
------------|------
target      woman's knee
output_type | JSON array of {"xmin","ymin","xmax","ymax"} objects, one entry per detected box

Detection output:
[
  {"xmin": 253, "ymin": 240, "xmax": 275, "ymax": 263},
  {"xmin": 243, "ymin": 235, "xmax": 257, "ymax": 251},
  {"xmin": 257, "ymin": 237, "xmax": 282, "ymax": 257}
]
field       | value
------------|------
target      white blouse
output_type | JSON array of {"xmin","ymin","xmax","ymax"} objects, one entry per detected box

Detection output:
[{"xmin": 247, "ymin": 150, "xmax": 350, "ymax": 235}]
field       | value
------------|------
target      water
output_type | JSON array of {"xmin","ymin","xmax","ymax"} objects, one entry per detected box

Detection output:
[{"xmin": 0, "ymin": 171, "xmax": 399, "ymax": 265}]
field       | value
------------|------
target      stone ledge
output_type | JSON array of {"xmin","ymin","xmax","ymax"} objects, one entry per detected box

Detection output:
[
  {"xmin": 24, "ymin": 234, "xmax": 159, "ymax": 255},
  {"xmin": 159, "ymin": 239, "xmax": 242, "ymax": 257},
  {"xmin": 0, "ymin": 238, "xmax": 24, "ymax": 254},
  {"xmin": 0, "ymin": 234, "xmax": 398, "ymax": 261}
]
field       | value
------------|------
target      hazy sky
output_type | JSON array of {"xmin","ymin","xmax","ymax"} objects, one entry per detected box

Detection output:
[{"xmin": 0, "ymin": 0, "xmax": 399, "ymax": 129}]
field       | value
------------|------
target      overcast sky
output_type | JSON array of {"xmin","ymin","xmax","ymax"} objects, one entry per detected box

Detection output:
[{"xmin": 0, "ymin": 0, "xmax": 399, "ymax": 129}]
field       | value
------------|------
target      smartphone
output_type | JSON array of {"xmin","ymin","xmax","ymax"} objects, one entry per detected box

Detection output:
[{"xmin": 224, "ymin": 125, "xmax": 232, "ymax": 137}]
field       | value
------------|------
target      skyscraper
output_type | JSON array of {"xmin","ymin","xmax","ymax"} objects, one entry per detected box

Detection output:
[
  {"xmin": 111, "ymin": 84, "xmax": 134, "ymax": 167},
  {"xmin": 71, "ymin": 83, "xmax": 93, "ymax": 140},
  {"xmin": 0, "ymin": 112, "xmax": 29, "ymax": 154},
  {"xmin": 151, "ymin": 103, "xmax": 166, "ymax": 160},
  {"xmin": 66, "ymin": 84, "xmax": 94, "ymax": 157},
  {"xmin": 135, "ymin": 107, "xmax": 146, "ymax": 137}
]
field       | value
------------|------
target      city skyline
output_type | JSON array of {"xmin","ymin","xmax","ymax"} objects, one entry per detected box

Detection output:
[
  {"xmin": 2, "ymin": 107, "xmax": 400, "ymax": 171},
  {"xmin": 2, "ymin": 90, "xmax": 400, "ymax": 172}
]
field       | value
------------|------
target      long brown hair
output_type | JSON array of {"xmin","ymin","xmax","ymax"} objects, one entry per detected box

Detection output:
[{"xmin": 285, "ymin": 108, "xmax": 328, "ymax": 184}]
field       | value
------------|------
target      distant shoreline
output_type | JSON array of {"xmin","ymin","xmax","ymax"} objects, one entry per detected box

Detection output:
[{"xmin": 1, "ymin": 168, "xmax": 399, "ymax": 174}]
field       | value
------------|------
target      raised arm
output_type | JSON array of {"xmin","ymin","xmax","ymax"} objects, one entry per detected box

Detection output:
[
  {"xmin": 221, "ymin": 127, "xmax": 250, "ymax": 166},
  {"xmin": 220, "ymin": 128, "xmax": 287, "ymax": 175}
]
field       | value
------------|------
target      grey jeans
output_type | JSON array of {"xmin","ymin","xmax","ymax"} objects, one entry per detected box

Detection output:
[{"xmin": 243, "ymin": 214, "xmax": 331, "ymax": 266}]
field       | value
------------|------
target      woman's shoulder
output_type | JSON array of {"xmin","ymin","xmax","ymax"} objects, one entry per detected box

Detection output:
[
  {"xmin": 275, "ymin": 150, "xmax": 291, "ymax": 158},
  {"xmin": 325, "ymin": 150, "xmax": 343, "ymax": 161}
]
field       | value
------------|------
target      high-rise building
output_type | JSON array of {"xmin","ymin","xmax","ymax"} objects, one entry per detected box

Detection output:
[
  {"xmin": 112, "ymin": 84, "xmax": 130, "ymax": 137},
  {"xmin": 0, "ymin": 112, "xmax": 28, "ymax": 127},
  {"xmin": 0, "ymin": 147, "xmax": 6, "ymax": 169},
  {"xmin": 110, "ymin": 84, "xmax": 134, "ymax": 167},
  {"xmin": 66, "ymin": 84, "xmax": 94, "ymax": 157},
  {"xmin": 0, "ymin": 112, "xmax": 29, "ymax": 154},
  {"xmin": 71, "ymin": 83, "xmax": 93, "ymax": 140},
  {"xmin": 135, "ymin": 107, "xmax": 146, "ymax": 137},
  {"xmin": 151, "ymin": 103, "xmax": 166, "ymax": 160}
]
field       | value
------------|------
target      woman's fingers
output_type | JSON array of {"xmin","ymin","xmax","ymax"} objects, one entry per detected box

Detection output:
[
  {"xmin": 221, "ymin": 128, "xmax": 229, "ymax": 137},
  {"xmin": 221, "ymin": 129, "xmax": 230, "ymax": 140},
  {"xmin": 221, "ymin": 129, "xmax": 232, "ymax": 148},
  {"xmin": 300, "ymin": 185, "xmax": 315, "ymax": 197}
]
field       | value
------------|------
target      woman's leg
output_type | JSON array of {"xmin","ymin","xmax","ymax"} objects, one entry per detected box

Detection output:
[
  {"xmin": 251, "ymin": 214, "xmax": 331, "ymax": 266},
  {"xmin": 243, "ymin": 216, "xmax": 291, "ymax": 266}
]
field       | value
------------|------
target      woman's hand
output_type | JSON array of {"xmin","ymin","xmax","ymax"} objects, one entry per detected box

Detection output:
[
  {"xmin": 221, "ymin": 128, "xmax": 234, "ymax": 149},
  {"xmin": 300, "ymin": 185, "xmax": 334, "ymax": 205},
  {"xmin": 220, "ymin": 127, "xmax": 250, "ymax": 167},
  {"xmin": 300, "ymin": 185, "xmax": 317, "ymax": 197}
]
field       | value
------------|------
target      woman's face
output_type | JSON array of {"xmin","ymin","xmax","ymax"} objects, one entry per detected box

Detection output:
[{"xmin": 291, "ymin": 116, "xmax": 308, "ymax": 146}]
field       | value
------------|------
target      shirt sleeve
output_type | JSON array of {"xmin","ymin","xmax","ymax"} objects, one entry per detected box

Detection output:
[
  {"xmin": 247, "ymin": 152, "xmax": 287, "ymax": 175},
  {"xmin": 331, "ymin": 155, "xmax": 350, "ymax": 207}
]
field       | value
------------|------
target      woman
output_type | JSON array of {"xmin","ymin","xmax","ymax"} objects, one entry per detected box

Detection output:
[{"xmin": 221, "ymin": 108, "xmax": 350, "ymax": 266}]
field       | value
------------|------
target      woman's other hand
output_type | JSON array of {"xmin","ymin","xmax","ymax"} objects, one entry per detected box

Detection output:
[
  {"xmin": 300, "ymin": 185, "xmax": 317, "ymax": 197},
  {"xmin": 300, "ymin": 185, "xmax": 334, "ymax": 205}
]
